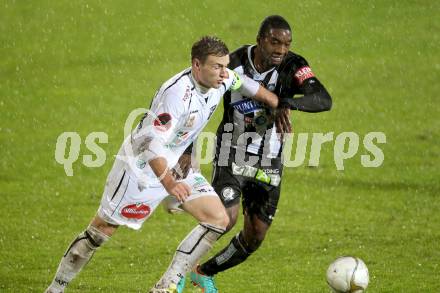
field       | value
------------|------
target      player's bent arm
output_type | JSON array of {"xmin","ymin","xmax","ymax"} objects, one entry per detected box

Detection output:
[
  {"xmin": 280, "ymin": 78, "xmax": 332, "ymax": 112},
  {"xmin": 149, "ymin": 156, "xmax": 191, "ymax": 202},
  {"xmin": 253, "ymin": 85, "xmax": 279, "ymax": 109},
  {"xmin": 237, "ymin": 75, "xmax": 279, "ymax": 109}
]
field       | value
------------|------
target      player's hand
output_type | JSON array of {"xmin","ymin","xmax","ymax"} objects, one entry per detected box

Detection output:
[
  {"xmin": 165, "ymin": 181, "xmax": 192, "ymax": 203},
  {"xmin": 275, "ymin": 107, "xmax": 292, "ymax": 136},
  {"xmin": 171, "ymin": 154, "xmax": 192, "ymax": 180}
]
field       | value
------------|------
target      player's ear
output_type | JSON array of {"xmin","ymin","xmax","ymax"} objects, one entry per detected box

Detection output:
[{"xmin": 192, "ymin": 58, "xmax": 201, "ymax": 70}]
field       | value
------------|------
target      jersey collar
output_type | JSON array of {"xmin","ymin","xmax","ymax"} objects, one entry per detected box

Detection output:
[{"xmin": 189, "ymin": 70, "xmax": 210, "ymax": 95}]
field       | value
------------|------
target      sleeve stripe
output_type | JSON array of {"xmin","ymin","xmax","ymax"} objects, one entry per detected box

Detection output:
[{"xmin": 163, "ymin": 70, "xmax": 191, "ymax": 94}]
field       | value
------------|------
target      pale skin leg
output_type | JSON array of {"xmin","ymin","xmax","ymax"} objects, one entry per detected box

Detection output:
[
  {"xmin": 90, "ymin": 215, "xmax": 119, "ymax": 236},
  {"xmin": 45, "ymin": 215, "xmax": 118, "ymax": 293},
  {"xmin": 181, "ymin": 195, "xmax": 229, "ymax": 229},
  {"xmin": 152, "ymin": 195, "xmax": 230, "ymax": 290}
]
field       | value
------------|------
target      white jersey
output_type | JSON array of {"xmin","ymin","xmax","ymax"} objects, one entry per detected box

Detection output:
[
  {"xmin": 120, "ymin": 67, "xmax": 259, "ymax": 186},
  {"xmin": 98, "ymin": 67, "xmax": 259, "ymax": 229}
]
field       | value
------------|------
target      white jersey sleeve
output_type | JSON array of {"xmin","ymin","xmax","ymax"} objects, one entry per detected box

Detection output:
[
  {"xmin": 131, "ymin": 85, "xmax": 186, "ymax": 162},
  {"xmin": 222, "ymin": 68, "xmax": 260, "ymax": 97}
]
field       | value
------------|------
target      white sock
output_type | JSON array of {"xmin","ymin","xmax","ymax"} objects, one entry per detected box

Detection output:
[
  {"xmin": 154, "ymin": 223, "xmax": 224, "ymax": 289},
  {"xmin": 45, "ymin": 225, "xmax": 109, "ymax": 293}
]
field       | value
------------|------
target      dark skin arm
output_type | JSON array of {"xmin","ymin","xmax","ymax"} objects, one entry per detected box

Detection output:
[
  {"xmin": 279, "ymin": 79, "xmax": 332, "ymax": 112},
  {"xmin": 275, "ymin": 76, "xmax": 332, "ymax": 135},
  {"xmin": 275, "ymin": 107, "xmax": 292, "ymax": 136}
]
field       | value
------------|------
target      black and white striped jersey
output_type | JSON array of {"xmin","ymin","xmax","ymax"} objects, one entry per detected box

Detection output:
[
  {"xmin": 214, "ymin": 45, "xmax": 331, "ymax": 165},
  {"xmin": 215, "ymin": 45, "xmax": 280, "ymax": 161}
]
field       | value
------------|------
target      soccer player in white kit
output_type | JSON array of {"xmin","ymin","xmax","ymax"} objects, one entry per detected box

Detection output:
[{"xmin": 45, "ymin": 36, "xmax": 280, "ymax": 293}]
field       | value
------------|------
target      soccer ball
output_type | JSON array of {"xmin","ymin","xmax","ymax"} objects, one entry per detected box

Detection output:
[{"xmin": 326, "ymin": 256, "xmax": 369, "ymax": 292}]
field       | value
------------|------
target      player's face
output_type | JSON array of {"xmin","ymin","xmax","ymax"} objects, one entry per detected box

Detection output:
[
  {"xmin": 193, "ymin": 54, "xmax": 230, "ymax": 89},
  {"xmin": 258, "ymin": 28, "xmax": 292, "ymax": 68}
]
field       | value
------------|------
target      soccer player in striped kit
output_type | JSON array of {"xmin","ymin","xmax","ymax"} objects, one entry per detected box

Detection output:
[{"xmin": 184, "ymin": 16, "xmax": 332, "ymax": 292}]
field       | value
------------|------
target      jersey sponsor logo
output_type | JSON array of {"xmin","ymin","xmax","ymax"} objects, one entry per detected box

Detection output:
[
  {"xmin": 262, "ymin": 168, "xmax": 279, "ymax": 174},
  {"xmin": 255, "ymin": 169, "xmax": 271, "ymax": 184},
  {"xmin": 230, "ymin": 98, "xmax": 261, "ymax": 114},
  {"xmin": 294, "ymin": 66, "xmax": 315, "ymax": 85},
  {"xmin": 121, "ymin": 203, "xmax": 151, "ymax": 219},
  {"xmin": 153, "ymin": 113, "xmax": 172, "ymax": 131}
]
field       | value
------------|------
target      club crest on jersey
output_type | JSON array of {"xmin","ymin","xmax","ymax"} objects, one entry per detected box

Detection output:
[
  {"xmin": 294, "ymin": 66, "xmax": 315, "ymax": 85},
  {"xmin": 121, "ymin": 203, "xmax": 151, "ymax": 219},
  {"xmin": 153, "ymin": 113, "xmax": 172, "ymax": 132},
  {"xmin": 230, "ymin": 98, "xmax": 261, "ymax": 114}
]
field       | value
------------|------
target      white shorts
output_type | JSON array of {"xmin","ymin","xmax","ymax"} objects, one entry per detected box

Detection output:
[{"xmin": 98, "ymin": 160, "xmax": 217, "ymax": 230}]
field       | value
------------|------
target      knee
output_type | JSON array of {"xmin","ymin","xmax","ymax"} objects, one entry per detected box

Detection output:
[
  {"xmin": 90, "ymin": 215, "xmax": 118, "ymax": 237},
  {"xmin": 68, "ymin": 225, "xmax": 110, "ymax": 260},
  {"xmin": 219, "ymin": 211, "xmax": 230, "ymax": 230},
  {"xmin": 206, "ymin": 210, "xmax": 230, "ymax": 230},
  {"xmin": 245, "ymin": 226, "xmax": 268, "ymax": 252}
]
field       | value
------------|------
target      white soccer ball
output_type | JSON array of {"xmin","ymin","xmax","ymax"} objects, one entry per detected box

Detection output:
[{"xmin": 326, "ymin": 256, "xmax": 369, "ymax": 292}]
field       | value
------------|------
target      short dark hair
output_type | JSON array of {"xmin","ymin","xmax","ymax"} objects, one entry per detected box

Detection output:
[
  {"xmin": 257, "ymin": 15, "xmax": 291, "ymax": 38},
  {"xmin": 191, "ymin": 36, "xmax": 229, "ymax": 63}
]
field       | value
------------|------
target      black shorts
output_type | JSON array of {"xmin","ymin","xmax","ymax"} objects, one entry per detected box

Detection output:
[{"xmin": 212, "ymin": 158, "xmax": 283, "ymax": 225}]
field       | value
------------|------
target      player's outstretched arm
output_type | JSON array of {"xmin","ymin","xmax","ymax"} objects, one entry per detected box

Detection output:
[
  {"xmin": 253, "ymin": 84, "xmax": 279, "ymax": 109},
  {"xmin": 230, "ymin": 70, "xmax": 279, "ymax": 109}
]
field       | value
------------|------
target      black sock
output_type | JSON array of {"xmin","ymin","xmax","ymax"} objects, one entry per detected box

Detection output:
[{"xmin": 200, "ymin": 231, "xmax": 251, "ymax": 276}]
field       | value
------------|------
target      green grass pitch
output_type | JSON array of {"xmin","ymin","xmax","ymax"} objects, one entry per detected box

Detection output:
[{"xmin": 1, "ymin": 0, "xmax": 439, "ymax": 292}]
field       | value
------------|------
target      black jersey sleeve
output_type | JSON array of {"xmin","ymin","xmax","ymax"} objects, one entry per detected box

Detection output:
[{"xmin": 277, "ymin": 54, "xmax": 332, "ymax": 113}]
